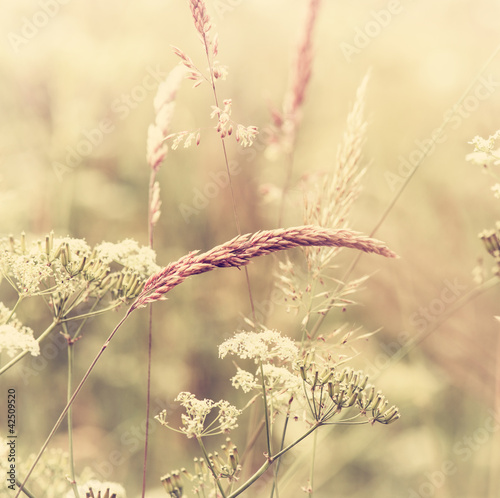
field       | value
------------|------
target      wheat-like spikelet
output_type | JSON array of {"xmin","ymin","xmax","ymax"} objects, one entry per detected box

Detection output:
[
  {"xmin": 189, "ymin": 0, "xmax": 212, "ymax": 37},
  {"xmin": 283, "ymin": 0, "xmax": 321, "ymax": 120},
  {"xmin": 146, "ymin": 65, "xmax": 185, "ymax": 172},
  {"xmin": 131, "ymin": 226, "xmax": 396, "ymax": 309},
  {"xmin": 304, "ymin": 73, "xmax": 370, "ymax": 270}
]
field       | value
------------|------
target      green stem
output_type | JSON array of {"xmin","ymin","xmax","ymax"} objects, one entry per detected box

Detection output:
[
  {"xmin": 228, "ymin": 459, "xmax": 271, "ymax": 498},
  {"xmin": 60, "ymin": 302, "xmax": 121, "ymax": 322},
  {"xmin": 259, "ymin": 361, "xmax": 272, "ymax": 457},
  {"xmin": 228, "ymin": 422, "xmax": 322, "ymax": 498},
  {"xmin": 196, "ymin": 436, "xmax": 227, "ymax": 498},
  {"xmin": 308, "ymin": 430, "xmax": 318, "ymax": 497},
  {"xmin": 66, "ymin": 329, "xmax": 80, "ymax": 498},
  {"xmin": 4, "ymin": 295, "xmax": 24, "ymax": 323},
  {"xmin": 271, "ymin": 422, "xmax": 321, "ymax": 461},
  {"xmin": 14, "ymin": 479, "xmax": 36, "ymax": 498},
  {"xmin": 0, "ymin": 319, "xmax": 59, "ymax": 376},
  {"xmin": 270, "ymin": 412, "xmax": 290, "ymax": 498}
]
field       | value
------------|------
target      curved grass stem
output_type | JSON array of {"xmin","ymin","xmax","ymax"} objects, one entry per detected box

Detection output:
[{"xmin": 15, "ymin": 307, "xmax": 134, "ymax": 498}]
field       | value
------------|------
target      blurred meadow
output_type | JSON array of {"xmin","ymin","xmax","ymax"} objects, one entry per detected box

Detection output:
[{"xmin": 1, "ymin": 0, "xmax": 500, "ymax": 496}]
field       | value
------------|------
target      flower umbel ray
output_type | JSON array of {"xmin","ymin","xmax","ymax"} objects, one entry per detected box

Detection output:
[{"xmin": 155, "ymin": 392, "xmax": 241, "ymax": 438}]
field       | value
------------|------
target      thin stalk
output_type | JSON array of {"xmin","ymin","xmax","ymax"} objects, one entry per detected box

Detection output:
[
  {"xmin": 0, "ymin": 319, "xmax": 59, "ymax": 376},
  {"xmin": 141, "ymin": 306, "xmax": 153, "ymax": 498},
  {"xmin": 272, "ymin": 422, "xmax": 322, "ymax": 461},
  {"xmin": 309, "ymin": 44, "xmax": 500, "ymax": 340},
  {"xmin": 197, "ymin": 436, "xmax": 227, "ymax": 498},
  {"xmin": 228, "ymin": 459, "xmax": 271, "ymax": 498},
  {"xmin": 66, "ymin": 329, "xmax": 80, "ymax": 498},
  {"xmin": 488, "ymin": 323, "xmax": 500, "ymax": 498},
  {"xmin": 308, "ymin": 430, "xmax": 318, "ymax": 497},
  {"xmin": 269, "ymin": 412, "xmax": 290, "ymax": 498},
  {"xmin": 278, "ymin": 150, "xmax": 296, "ymax": 227},
  {"xmin": 142, "ymin": 170, "xmax": 157, "ymax": 498},
  {"xmin": 15, "ymin": 307, "xmax": 134, "ymax": 498},
  {"xmin": 202, "ymin": 33, "xmax": 257, "ymax": 323},
  {"xmin": 4, "ymin": 295, "xmax": 24, "ymax": 323},
  {"xmin": 259, "ymin": 361, "xmax": 272, "ymax": 457},
  {"xmin": 228, "ymin": 422, "xmax": 322, "ymax": 498},
  {"xmin": 60, "ymin": 302, "xmax": 122, "ymax": 322},
  {"xmin": 14, "ymin": 480, "xmax": 36, "ymax": 498}
]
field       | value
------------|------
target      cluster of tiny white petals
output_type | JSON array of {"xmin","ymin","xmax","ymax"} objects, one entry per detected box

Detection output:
[
  {"xmin": 467, "ymin": 131, "xmax": 500, "ymax": 167},
  {"xmin": 217, "ymin": 399, "xmax": 242, "ymax": 433},
  {"xmin": 172, "ymin": 392, "xmax": 241, "ymax": 438},
  {"xmin": 95, "ymin": 239, "xmax": 160, "ymax": 278},
  {"xmin": 0, "ymin": 323, "xmax": 39, "ymax": 358},
  {"xmin": 231, "ymin": 368, "xmax": 258, "ymax": 393},
  {"xmin": 262, "ymin": 364, "xmax": 304, "ymax": 401},
  {"xmin": 52, "ymin": 237, "xmax": 91, "ymax": 257},
  {"xmin": 0, "ymin": 302, "xmax": 39, "ymax": 358},
  {"xmin": 469, "ymin": 131, "xmax": 500, "ymax": 153},
  {"xmin": 219, "ymin": 328, "xmax": 299, "ymax": 364},
  {"xmin": 10, "ymin": 253, "xmax": 53, "ymax": 296}
]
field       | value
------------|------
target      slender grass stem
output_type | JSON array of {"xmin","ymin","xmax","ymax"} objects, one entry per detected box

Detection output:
[
  {"xmin": 59, "ymin": 303, "xmax": 122, "ymax": 322},
  {"xmin": 15, "ymin": 307, "xmax": 134, "ymax": 498},
  {"xmin": 270, "ymin": 412, "xmax": 290, "ymax": 498},
  {"xmin": 308, "ymin": 430, "xmax": 318, "ymax": 497},
  {"xmin": 14, "ymin": 480, "xmax": 36, "ymax": 498},
  {"xmin": 228, "ymin": 422, "xmax": 322, "ymax": 498},
  {"xmin": 65, "ymin": 329, "xmax": 79, "ymax": 498},
  {"xmin": 259, "ymin": 361, "xmax": 272, "ymax": 457},
  {"xmin": 309, "ymin": 44, "xmax": 500, "ymax": 340},
  {"xmin": 278, "ymin": 150, "xmax": 296, "ymax": 228},
  {"xmin": 5, "ymin": 295, "xmax": 24, "ymax": 323},
  {"xmin": 141, "ymin": 306, "xmax": 153, "ymax": 498}
]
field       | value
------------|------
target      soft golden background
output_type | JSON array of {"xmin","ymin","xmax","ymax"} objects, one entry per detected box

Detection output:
[{"xmin": 1, "ymin": 0, "xmax": 500, "ymax": 496}]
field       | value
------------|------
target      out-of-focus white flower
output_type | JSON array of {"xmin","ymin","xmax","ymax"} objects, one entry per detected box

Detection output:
[
  {"xmin": 95, "ymin": 239, "xmax": 160, "ymax": 278},
  {"xmin": 219, "ymin": 328, "xmax": 299, "ymax": 364}
]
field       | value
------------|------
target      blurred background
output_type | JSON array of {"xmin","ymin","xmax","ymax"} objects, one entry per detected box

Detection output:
[{"xmin": 1, "ymin": 0, "xmax": 500, "ymax": 496}]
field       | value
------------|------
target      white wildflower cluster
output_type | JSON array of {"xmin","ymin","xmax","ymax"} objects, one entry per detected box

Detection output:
[
  {"xmin": 220, "ymin": 329, "xmax": 306, "ymax": 417},
  {"xmin": 94, "ymin": 239, "xmax": 160, "ymax": 279},
  {"xmin": 156, "ymin": 392, "xmax": 241, "ymax": 438},
  {"xmin": 0, "ymin": 302, "xmax": 39, "ymax": 358},
  {"xmin": 467, "ymin": 131, "xmax": 500, "ymax": 202},
  {"xmin": 219, "ymin": 328, "xmax": 299, "ymax": 364},
  {"xmin": 467, "ymin": 131, "xmax": 500, "ymax": 167},
  {"xmin": 0, "ymin": 233, "xmax": 161, "ymax": 323}
]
